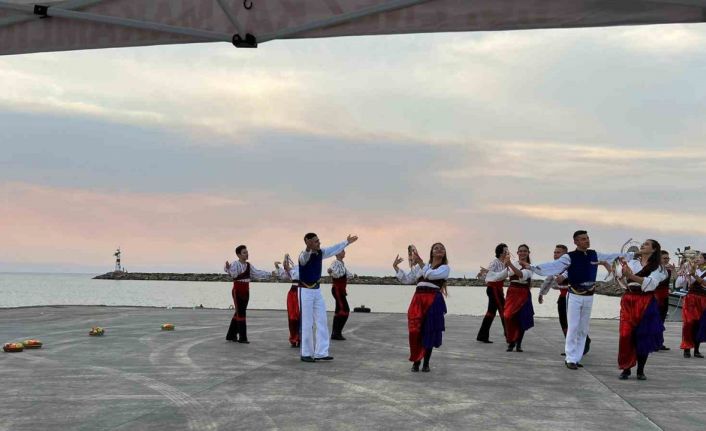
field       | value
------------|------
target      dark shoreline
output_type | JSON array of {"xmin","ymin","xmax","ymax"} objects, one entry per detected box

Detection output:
[{"xmin": 93, "ymin": 272, "xmax": 626, "ymax": 297}]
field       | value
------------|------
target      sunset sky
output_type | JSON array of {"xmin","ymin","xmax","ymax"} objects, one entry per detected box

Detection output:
[{"xmin": 2, "ymin": 24, "xmax": 706, "ymax": 276}]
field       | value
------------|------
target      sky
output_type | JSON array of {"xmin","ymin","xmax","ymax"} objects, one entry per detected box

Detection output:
[{"xmin": 1, "ymin": 23, "xmax": 706, "ymax": 275}]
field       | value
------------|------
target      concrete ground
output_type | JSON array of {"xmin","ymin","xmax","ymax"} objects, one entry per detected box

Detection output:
[{"xmin": 0, "ymin": 306, "xmax": 703, "ymax": 431}]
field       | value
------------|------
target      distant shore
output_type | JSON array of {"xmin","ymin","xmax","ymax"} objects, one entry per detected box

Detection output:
[{"xmin": 93, "ymin": 271, "xmax": 626, "ymax": 297}]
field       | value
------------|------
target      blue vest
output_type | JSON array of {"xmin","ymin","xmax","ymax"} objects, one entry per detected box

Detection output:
[
  {"xmin": 567, "ymin": 250, "xmax": 598, "ymax": 294},
  {"xmin": 299, "ymin": 251, "xmax": 323, "ymax": 285}
]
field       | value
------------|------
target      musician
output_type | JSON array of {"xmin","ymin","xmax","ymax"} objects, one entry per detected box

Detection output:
[{"xmin": 675, "ymin": 252, "xmax": 706, "ymax": 358}]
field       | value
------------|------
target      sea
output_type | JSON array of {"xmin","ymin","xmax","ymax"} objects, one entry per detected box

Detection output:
[{"xmin": 0, "ymin": 272, "xmax": 623, "ymax": 319}]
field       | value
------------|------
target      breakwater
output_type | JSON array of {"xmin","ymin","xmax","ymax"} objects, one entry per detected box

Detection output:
[{"xmin": 93, "ymin": 272, "xmax": 625, "ymax": 296}]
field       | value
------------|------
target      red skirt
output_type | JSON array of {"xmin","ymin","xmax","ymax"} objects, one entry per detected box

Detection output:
[
  {"xmin": 680, "ymin": 292, "xmax": 706, "ymax": 349},
  {"xmin": 618, "ymin": 292, "xmax": 663, "ymax": 369},
  {"xmin": 286, "ymin": 285, "xmax": 299, "ymax": 321},
  {"xmin": 503, "ymin": 285, "xmax": 534, "ymax": 343},
  {"xmin": 654, "ymin": 286, "xmax": 669, "ymax": 307},
  {"xmin": 407, "ymin": 288, "xmax": 446, "ymax": 362}
]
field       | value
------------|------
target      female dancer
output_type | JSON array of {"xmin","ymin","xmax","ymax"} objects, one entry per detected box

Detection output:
[
  {"xmin": 476, "ymin": 243, "xmax": 509, "ymax": 343},
  {"xmin": 275, "ymin": 254, "xmax": 300, "ymax": 348},
  {"xmin": 502, "ymin": 244, "xmax": 534, "ymax": 352},
  {"xmin": 616, "ymin": 239, "xmax": 667, "ymax": 380},
  {"xmin": 676, "ymin": 252, "xmax": 706, "ymax": 358},
  {"xmin": 393, "ymin": 243, "xmax": 449, "ymax": 372}
]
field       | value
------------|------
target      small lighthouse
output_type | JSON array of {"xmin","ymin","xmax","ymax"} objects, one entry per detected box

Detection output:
[{"xmin": 114, "ymin": 247, "xmax": 123, "ymax": 273}]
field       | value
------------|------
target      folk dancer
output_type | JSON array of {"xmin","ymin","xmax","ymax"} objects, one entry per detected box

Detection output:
[
  {"xmin": 275, "ymin": 254, "xmax": 301, "ymax": 348},
  {"xmin": 224, "ymin": 245, "xmax": 274, "ymax": 343},
  {"xmin": 675, "ymin": 252, "xmax": 706, "ymax": 358},
  {"xmin": 538, "ymin": 244, "xmax": 592, "ymax": 356},
  {"xmin": 526, "ymin": 230, "xmax": 633, "ymax": 369},
  {"xmin": 298, "ymin": 233, "xmax": 358, "ymax": 362},
  {"xmin": 476, "ymin": 243, "xmax": 509, "ymax": 344},
  {"xmin": 328, "ymin": 250, "xmax": 355, "ymax": 341},
  {"xmin": 616, "ymin": 239, "xmax": 667, "ymax": 380},
  {"xmin": 394, "ymin": 243, "xmax": 449, "ymax": 372},
  {"xmin": 503, "ymin": 244, "xmax": 534, "ymax": 352},
  {"xmin": 654, "ymin": 250, "xmax": 674, "ymax": 351}
]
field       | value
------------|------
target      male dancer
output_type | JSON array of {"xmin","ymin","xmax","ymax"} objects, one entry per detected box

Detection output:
[
  {"xmin": 224, "ymin": 245, "xmax": 274, "ymax": 343},
  {"xmin": 476, "ymin": 243, "xmax": 510, "ymax": 343},
  {"xmin": 328, "ymin": 250, "xmax": 355, "ymax": 341},
  {"xmin": 298, "ymin": 233, "xmax": 358, "ymax": 362},
  {"xmin": 526, "ymin": 230, "xmax": 632, "ymax": 369},
  {"xmin": 538, "ymin": 244, "xmax": 591, "ymax": 356}
]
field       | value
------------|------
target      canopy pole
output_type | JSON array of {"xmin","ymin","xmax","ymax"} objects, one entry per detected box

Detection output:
[
  {"xmin": 258, "ymin": 0, "xmax": 435, "ymax": 43},
  {"xmin": 0, "ymin": 1, "xmax": 234, "ymax": 43},
  {"xmin": 0, "ymin": 0, "xmax": 104, "ymax": 29},
  {"xmin": 215, "ymin": 0, "xmax": 242, "ymax": 36},
  {"xmin": 640, "ymin": 0, "xmax": 706, "ymax": 7}
]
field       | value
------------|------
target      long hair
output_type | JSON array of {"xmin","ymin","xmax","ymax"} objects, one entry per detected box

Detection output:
[
  {"xmin": 635, "ymin": 239, "xmax": 662, "ymax": 276},
  {"xmin": 518, "ymin": 244, "xmax": 531, "ymax": 264},
  {"xmin": 428, "ymin": 242, "xmax": 448, "ymax": 268}
]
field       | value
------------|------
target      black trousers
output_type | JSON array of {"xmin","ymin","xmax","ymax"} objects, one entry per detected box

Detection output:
[{"xmin": 477, "ymin": 285, "xmax": 506, "ymax": 341}]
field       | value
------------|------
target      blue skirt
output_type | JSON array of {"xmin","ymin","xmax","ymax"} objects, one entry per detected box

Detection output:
[
  {"xmin": 635, "ymin": 298, "xmax": 665, "ymax": 357},
  {"xmin": 422, "ymin": 292, "xmax": 447, "ymax": 349}
]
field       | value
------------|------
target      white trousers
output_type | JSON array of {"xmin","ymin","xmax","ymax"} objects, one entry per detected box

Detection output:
[
  {"xmin": 565, "ymin": 293, "xmax": 593, "ymax": 364},
  {"xmin": 299, "ymin": 287, "xmax": 330, "ymax": 358}
]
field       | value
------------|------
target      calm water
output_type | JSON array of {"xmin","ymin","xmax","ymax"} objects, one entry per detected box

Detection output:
[{"xmin": 0, "ymin": 273, "xmax": 624, "ymax": 318}]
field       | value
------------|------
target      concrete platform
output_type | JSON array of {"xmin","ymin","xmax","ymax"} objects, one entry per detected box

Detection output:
[{"xmin": 0, "ymin": 306, "xmax": 703, "ymax": 431}]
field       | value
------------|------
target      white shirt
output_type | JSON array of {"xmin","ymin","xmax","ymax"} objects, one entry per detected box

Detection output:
[
  {"xmin": 396, "ymin": 263, "xmax": 450, "ymax": 288},
  {"xmin": 484, "ymin": 258, "xmax": 509, "ymax": 282},
  {"xmin": 675, "ymin": 268, "xmax": 706, "ymax": 290},
  {"xmin": 508, "ymin": 260, "xmax": 532, "ymax": 284},
  {"xmin": 276, "ymin": 266, "xmax": 300, "ymax": 283},
  {"xmin": 538, "ymin": 271, "xmax": 569, "ymax": 296},
  {"xmin": 224, "ymin": 260, "xmax": 270, "ymax": 281},
  {"xmin": 299, "ymin": 240, "xmax": 349, "ymax": 265},
  {"xmin": 616, "ymin": 259, "xmax": 667, "ymax": 293},
  {"xmin": 329, "ymin": 259, "xmax": 353, "ymax": 279},
  {"xmin": 531, "ymin": 251, "xmax": 634, "ymax": 277}
]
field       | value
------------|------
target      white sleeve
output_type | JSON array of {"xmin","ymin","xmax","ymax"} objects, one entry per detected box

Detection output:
[
  {"xmin": 396, "ymin": 265, "xmax": 421, "ymax": 285},
  {"xmin": 640, "ymin": 268, "xmax": 666, "ymax": 293},
  {"xmin": 485, "ymin": 259, "xmax": 509, "ymax": 282},
  {"xmin": 249, "ymin": 265, "xmax": 271, "ymax": 280},
  {"xmin": 321, "ymin": 240, "xmax": 349, "ymax": 259},
  {"xmin": 423, "ymin": 264, "xmax": 450, "ymax": 280},
  {"xmin": 597, "ymin": 251, "xmax": 633, "ymax": 263},
  {"xmin": 299, "ymin": 250, "xmax": 312, "ymax": 265},
  {"xmin": 539, "ymin": 276, "xmax": 555, "ymax": 296},
  {"xmin": 226, "ymin": 261, "xmax": 244, "ymax": 278},
  {"xmin": 329, "ymin": 261, "xmax": 347, "ymax": 278},
  {"xmin": 532, "ymin": 254, "xmax": 571, "ymax": 276}
]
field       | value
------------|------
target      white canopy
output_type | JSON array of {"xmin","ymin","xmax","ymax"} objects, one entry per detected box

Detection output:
[{"xmin": 0, "ymin": 0, "xmax": 705, "ymax": 55}]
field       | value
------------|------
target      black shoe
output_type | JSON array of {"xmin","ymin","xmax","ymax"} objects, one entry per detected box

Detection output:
[
  {"xmin": 576, "ymin": 363, "xmax": 584, "ymax": 368},
  {"xmin": 506, "ymin": 343, "xmax": 515, "ymax": 352},
  {"xmin": 290, "ymin": 343, "xmax": 298, "ymax": 348},
  {"xmin": 694, "ymin": 352, "xmax": 704, "ymax": 358},
  {"xmin": 515, "ymin": 346, "xmax": 523, "ymax": 353},
  {"xmin": 411, "ymin": 361, "xmax": 421, "ymax": 372},
  {"xmin": 619, "ymin": 370, "xmax": 631, "ymax": 380},
  {"xmin": 300, "ymin": 356, "xmax": 315, "ymax": 363},
  {"xmin": 477, "ymin": 338, "xmax": 493, "ymax": 344},
  {"xmin": 659, "ymin": 345, "xmax": 671, "ymax": 351},
  {"xmin": 684, "ymin": 350, "xmax": 691, "ymax": 358},
  {"xmin": 315, "ymin": 356, "xmax": 334, "ymax": 361},
  {"xmin": 237, "ymin": 339, "xmax": 250, "ymax": 344},
  {"xmin": 560, "ymin": 353, "xmax": 566, "ymax": 356},
  {"xmin": 636, "ymin": 373, "xmax": 647, "ymax": 381},
  {"xmin": 331, "ymin": 334, "xmax": 346, "ymax": 341},
  {"xmin": 565, "ymin": 362, "xmax": 578, "ymax": 370},
  {"xmin": 421, "ymin": 365, "xmax": 430, "ymax": 372}
]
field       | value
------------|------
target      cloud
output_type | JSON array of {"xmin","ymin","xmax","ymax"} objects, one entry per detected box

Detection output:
[{"xmin": 483, "ymin": 203, "xmax": 706, "ymax": 236}]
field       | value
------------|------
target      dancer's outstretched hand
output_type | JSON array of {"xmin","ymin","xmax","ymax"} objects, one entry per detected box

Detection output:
[
  {"xmin": 225, "ymin": 261, "xmax": 231, "ymax": 271},
  {"xmin": 393, "ymin": 254, "xmax": 404, "ymax": 271},
  {"xmin": 347, "ymin": 234, "xmax": 359, "ymax": 244},
  {"xmin": 538, "ymin": 295, "xmax": 544, "ymax": 304}
]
